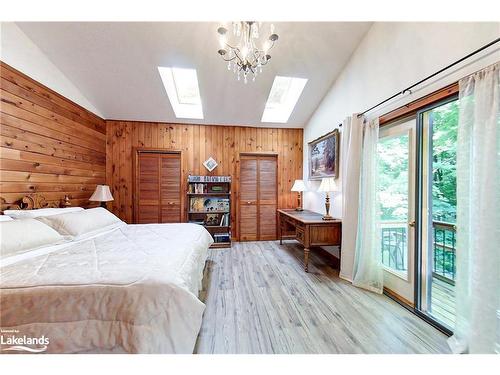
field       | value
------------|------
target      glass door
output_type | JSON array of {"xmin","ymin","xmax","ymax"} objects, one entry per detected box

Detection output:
[
  {"xmin": 416, "ymin": 96, "xmax": 459, "ymax": 332},
  {"xmin": 378, "ymin": 118, "xmax": 417, "ymax": 304}
]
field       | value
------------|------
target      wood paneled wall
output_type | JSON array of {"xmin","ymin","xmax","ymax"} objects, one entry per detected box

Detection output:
[
  {"xmin": 106, "ymin": 121, "xmax": 303, "ymax": 239},
  {"xmin": 0, "ymin": 62, "xmax": 106, "ymax": 208}
]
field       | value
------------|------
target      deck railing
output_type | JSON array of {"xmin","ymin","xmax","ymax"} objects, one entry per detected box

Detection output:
[
  {"xmin": 380, "ymin": 221, "xmax": 408, "ymax": 272},
  {"xmin": 380, "ymin": 220, "xmax": 457, "ymax": 284},
  {"xmin": 432, "ymin": 221, "xmax": 456, "ymax": 284}
]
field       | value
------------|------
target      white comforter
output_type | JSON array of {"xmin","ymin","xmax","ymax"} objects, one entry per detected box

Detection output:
[{"xmin": 0, "ymin": 223, "xmax": 213, "ymax": 354}]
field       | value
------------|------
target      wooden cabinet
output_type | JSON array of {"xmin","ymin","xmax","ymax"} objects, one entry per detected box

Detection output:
[
  {"xmin": 134, "ymin": 149, "xmax": 181, "ymax": 224},
  {"xmin": 239, "ymin": 154, "xmax": 277, "ymax": 241}
]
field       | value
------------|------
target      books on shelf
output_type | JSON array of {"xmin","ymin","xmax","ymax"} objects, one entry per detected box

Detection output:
[
  {"xmin": 189, "ymin": 197, "xmax": 229, "ymax": 212},
  {"xmin": 188, "ymin": 175, "xmax": 231, "ymax": 183},
  {"xmin": 189, "ymin": 183, "xmax": 208, "ymax": 194},
  {"xmin": 187, "ymin": 175, "xmax": 232, "ymax": 248},
  {"xmin": 213, "ymin": 232, "xmax": 231, "ymax": 243}
]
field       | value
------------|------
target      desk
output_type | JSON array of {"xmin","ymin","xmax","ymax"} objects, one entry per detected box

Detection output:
[{"xmin": 277, "ymin": 209, "xmax": 342, "ymax": 272}]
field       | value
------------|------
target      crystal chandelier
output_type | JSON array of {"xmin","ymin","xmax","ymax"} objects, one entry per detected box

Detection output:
[{"xmin": 217, "ymin": 22, "xmax": 279, "ymax": 84}]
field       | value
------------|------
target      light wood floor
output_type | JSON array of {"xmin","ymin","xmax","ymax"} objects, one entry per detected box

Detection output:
[{"xmin": 194, "ymin": 241, "xmax": 451, "ymax": 354}]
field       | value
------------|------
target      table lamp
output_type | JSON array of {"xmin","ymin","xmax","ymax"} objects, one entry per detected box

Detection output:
[
  {"xmin": 89, "ymin": 185, "xmax": 114, "ymax": 208},
  {"xmin": 291, "ymin": 180, "xmax": 306, "ymax": 211},
  {"xmin": 317, "ymin": 177, "xmax": 337, "ymax": 220}
]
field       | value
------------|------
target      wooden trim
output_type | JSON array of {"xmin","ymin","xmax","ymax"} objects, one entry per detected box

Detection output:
[
  {"xmin": 383, "ymin": 286, "xmax": 415, "ymax": 308},
  {"xmin": 239, "ymin": 151, "xmax": 279, "ymax": 156},
  {"xmin": 379, "ymin": 82, "xmax": 458, "ymax": 126},
  {"xmin": 106, "ymin": 119, "xmax": 300, "ymax": 131},
  {"xmin": 135, "ymin": 147, "xmax": 182, "ymax": 154}
]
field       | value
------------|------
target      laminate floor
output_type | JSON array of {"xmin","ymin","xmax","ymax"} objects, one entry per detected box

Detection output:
[{"xmin": 194, "ymin": 241, "xmax": 451, "ymax": 354}]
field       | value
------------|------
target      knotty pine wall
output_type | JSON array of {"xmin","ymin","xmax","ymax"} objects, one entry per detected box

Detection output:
[
  {"xmin": 106, "ymin": 121, "xmax": 303, "ymax": 239},
  {"xmin": 0, "ymin": 62, "xmax": 106, "ymax": 208}
]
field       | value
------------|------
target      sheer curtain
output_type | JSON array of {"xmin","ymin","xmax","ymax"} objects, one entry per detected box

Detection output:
[
  {"xmin": 339, "ymin": 115, "xmax": 364, "ymax": 282},
  {"xmin": 448, "ymin": 62, "xmax": 499, "ymax": 354},
  {"xmin": 352, "ymin": 118, "xmax": 383, "ymax": 293}
]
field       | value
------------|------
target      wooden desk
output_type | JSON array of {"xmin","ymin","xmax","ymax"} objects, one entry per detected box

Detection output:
[{"xmin": 277, "ymin": 209, "xmax": 342, "ymax": 272}]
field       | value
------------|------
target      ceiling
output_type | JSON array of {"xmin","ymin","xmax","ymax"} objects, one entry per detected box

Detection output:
[{"xmin": 17, "ymin": 22, "xmax": 372, "ymax": 128}]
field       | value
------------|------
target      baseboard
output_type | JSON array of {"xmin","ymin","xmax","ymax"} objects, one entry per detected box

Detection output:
[{"xmin": 383, "ymin": 287, "xmax": 415, "ymax": 308}]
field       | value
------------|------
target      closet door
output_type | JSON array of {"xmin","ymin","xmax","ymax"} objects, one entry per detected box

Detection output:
[
  {"xmin": 258, "ymin": 156, "xmax": 278, "ymax": 240},
  {"xmin": 238, "ymin": 154, "xmax": 278, "ymax": 241},
  {"xmin": 160, "ymin": 153, "xmax": 181, "ymax": 222},
  {"xmin": 239, "ymin": 156, "xmax": 258, "ymax": 240},
  {"xmin": 137, "ymin": 153, "xmax": 160, "ymax": 223}
]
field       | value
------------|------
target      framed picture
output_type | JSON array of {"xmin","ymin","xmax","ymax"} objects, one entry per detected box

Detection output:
[
  {"xmin": 308, "ymin": 129, "xmax": 340, "ymax": 180},
  {"xmin": 203, "ymin": 157, "xmax": 218, "ymax": 172}
]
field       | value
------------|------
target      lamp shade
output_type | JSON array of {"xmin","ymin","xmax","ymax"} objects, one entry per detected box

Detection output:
[
  {"xmin": 291, "ymin": 179, "xmax": 306, "ymax": 192},
  {"xmin": 89, "ymin": 185, "xmax": 114, "ymax": 202},
  {"xmin": 317, "ymin": 177, "xmax": 337, "ymax": 193}
]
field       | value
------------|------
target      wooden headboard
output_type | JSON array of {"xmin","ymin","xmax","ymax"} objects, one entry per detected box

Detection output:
[{"xmin": 0, "ymin": 194, "xmax": 71, "ymax": 212}]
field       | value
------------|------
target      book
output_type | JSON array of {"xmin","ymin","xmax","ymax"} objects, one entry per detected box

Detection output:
[{"xmin": 188, "ymin": 175, "xmax": 231, "ymax": 183}]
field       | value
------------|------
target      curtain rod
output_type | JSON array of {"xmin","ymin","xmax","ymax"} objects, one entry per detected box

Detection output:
[{"xmin": 353, "ymin": 37, "xmax": 500, "ymax": 119}]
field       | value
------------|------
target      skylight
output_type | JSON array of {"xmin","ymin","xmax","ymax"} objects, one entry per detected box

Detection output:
[
  {"xmin": 261, "ymin": 76, "xmax": 308, "ymax": 123},
  {"xmin": 158, "ymin": 67, "xmax": 203, "ymax": 119}
]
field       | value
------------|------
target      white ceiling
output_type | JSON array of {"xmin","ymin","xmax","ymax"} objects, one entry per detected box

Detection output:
[{"xmin": 17, "ymin": 22, "xmax": 371, "ymax": 128}]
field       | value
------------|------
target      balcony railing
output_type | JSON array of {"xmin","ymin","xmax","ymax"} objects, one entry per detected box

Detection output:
[
  {"xmin": 380, "ymin": 221, "xmax": 408, "ymax": 272},
  {"xmin": 380, "ymin": 220, "xmax": 456, "ymax": 284},
  {"xmin": 432, "ymin": 221, "xmax": 456, "ymax": 284}
]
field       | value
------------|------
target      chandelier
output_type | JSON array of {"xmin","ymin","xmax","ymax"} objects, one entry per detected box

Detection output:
[{"xmin": 217, "ymin": 22, "xmax": 279, "ymax": 84}]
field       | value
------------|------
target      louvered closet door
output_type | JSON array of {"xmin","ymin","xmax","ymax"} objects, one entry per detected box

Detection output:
[
  {"xmin": 160, "ymin": 153, "xmax": 181, "ymax": 222},
  {"xmin": 258, "ymin": 156, "xmax": 278, "ymax": 240},
  {"xmin": 137, "ymin": 153, "xmax": 160, "ymax": 223},
  {"xmin": 239, "ymin": 156, "xmax": 258, "ymax": 241}
]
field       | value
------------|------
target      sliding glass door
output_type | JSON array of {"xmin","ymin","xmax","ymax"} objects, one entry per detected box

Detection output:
[
  {"xmin": 416, "ymin": 97, "xmax": 459, "ymax": 332},
  {"xmin": 377, "ymin": 95, "xmax": 458, "ymax": 334}
]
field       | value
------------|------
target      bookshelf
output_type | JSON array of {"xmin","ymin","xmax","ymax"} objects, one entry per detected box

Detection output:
[{"xmin": 187, "ymin": 175, "xmax": 231, "ymax": 248}]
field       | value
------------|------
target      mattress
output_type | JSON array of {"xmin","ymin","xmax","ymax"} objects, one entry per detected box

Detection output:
[{"xmin": 0, "ymin": 223, "xmax": 213, "ymax": 354}]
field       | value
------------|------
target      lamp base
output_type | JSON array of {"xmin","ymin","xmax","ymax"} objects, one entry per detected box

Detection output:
[
  {"xmin": 100, "ymin": 201, "xmax": 107, "ymax": 208},
  {"xmin": 322, "ymin": 215, "xmax": 334, "ymax": 221},
  {"xmin": 295, "ymin": 207, "xmax": 304, "ymax": 211}
]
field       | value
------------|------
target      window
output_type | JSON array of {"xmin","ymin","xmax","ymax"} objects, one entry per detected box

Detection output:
[
  {"xmin": 157, "ymin": 67, "xmax": 203, "ymax": 119},
  {"xmin": 261, "ymin": 76, "xmax": 307, "ymax": 123}
]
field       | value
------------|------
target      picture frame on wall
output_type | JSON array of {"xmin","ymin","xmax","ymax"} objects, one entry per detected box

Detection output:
[
  {"xmin": 203, "ymin": 157, "xmax": 218, "ymax": 172},
  {"xmin": 308, "ymin": 129, "xmax": 340, "ymax": 180}
]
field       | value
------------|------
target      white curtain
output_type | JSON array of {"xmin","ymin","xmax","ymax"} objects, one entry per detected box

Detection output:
[
  {"xmin": 352, "ymin": 118, "xmax": 383, "ymax": 293},
  {"xmin": 448, "ymin": 62, "xmax": 500, "ymax": 354},
  {"xmin": 340, "ymin": 114, "xmax": 364, "ymax": 282}
]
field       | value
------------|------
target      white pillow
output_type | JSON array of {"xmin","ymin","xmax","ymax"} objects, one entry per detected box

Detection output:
[
  {"xmin": 37, "ymin": 207, "xmax": 124, "ymax": 240},
  {"xmin": 0, "ymin": 215, "xmax": 13, "ymax": 222},
  {"xmin": 0, "ymin": 219, "xmax": 66, "ymax": 258},
  {"xmin": 4, "ymin": 207, "xmax": 84, "ymax": 220}
]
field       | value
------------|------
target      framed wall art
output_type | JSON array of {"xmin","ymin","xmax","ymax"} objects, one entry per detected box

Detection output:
[{"xmin": 308, "ymin": 129, "xmax": 339, "ymax": 180}]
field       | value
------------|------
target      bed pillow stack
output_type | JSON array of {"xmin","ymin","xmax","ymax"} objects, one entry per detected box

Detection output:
[{"xmin": 37, "ymin": 207, "xmax": 125, "ymax": 240}]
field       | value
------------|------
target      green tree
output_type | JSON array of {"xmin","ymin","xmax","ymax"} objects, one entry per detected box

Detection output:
[{"xmin": 431, "ymin": 101, "xmax": 458, "ymax": 223}]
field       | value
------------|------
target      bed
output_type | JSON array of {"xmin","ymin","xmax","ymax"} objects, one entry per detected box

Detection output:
[{"xmin": 0, "ymin": 195, "xmax": 213, "ymax": 354}]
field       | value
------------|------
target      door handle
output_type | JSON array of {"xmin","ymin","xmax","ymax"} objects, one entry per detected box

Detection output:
[{"xmin": 408, "ymin": 220, "xmax": 415, "ymax": 227}]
